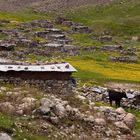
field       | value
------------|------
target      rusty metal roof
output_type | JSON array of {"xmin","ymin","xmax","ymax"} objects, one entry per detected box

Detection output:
[{"xmin": 0, "ymin": 63, "xmax": 77, "ymax": 72}]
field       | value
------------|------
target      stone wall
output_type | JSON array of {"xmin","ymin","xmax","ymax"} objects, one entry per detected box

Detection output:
[{"xmin": 0, "ymin": 77, "xmax": 73, "ymax": 94}]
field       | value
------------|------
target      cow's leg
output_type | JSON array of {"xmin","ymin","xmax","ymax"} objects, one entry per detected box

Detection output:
[
  {"xmin": 109, "ymin": 99, "xmax": 112, "ymax": 106},
  {"xmin": 115, "ymin": 101, "xmax": 118, "ymax": 108},
  {"xmin": 118, "ymin": 100, "xmax": 121, "ymax": 107}
]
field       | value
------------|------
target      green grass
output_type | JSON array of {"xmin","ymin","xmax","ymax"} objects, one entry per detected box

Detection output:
[
  {"xmin": 0, "ymin": 113, "xmax": 14, "ymax": 132},
  {"xmin": 0, "ymin": 113, "xmax": 53, "ymax": 140},
  {"xmin": 25, "ymin": 54, "xmax": 48, "ymax": 62},
  {"xmin": 126, "ymin": 109, "xmax": 140, "ymax": 139},
  {"xmin": 13, "ymin": 133, "xmax": 52, "ymax": 140},
  {"xmin": 71, "ymin": 33, "xmax": 103, "ymax": 47},
  {"xmin": 66, "ymin": 0, "xmax": 140, "ymax": 36},
  {"xmin": 0, "ymin": 32, "xmax": 7, "ymax": 39},
  {"xmin": 0, "ymin": 9, "xmax": 50, "ymax": 22}
]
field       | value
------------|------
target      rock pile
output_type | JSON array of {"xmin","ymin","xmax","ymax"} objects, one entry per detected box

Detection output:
[
  {"xmin": 97, "ymin": 35, "xmax": 112, "ymax": 42},
  {"xmin": 75, "ymin": 86, "xmax": 140, "ymax": 110},
  {"xmin": 120, "ymin": 47, "xmax": 137, "ymax": 56},
  {"xmin": 32, "ymin": 96, "xmax": 137, "ymax": 139},
  {"xmin": 102, "ymin": 45, "xmax": 123, "ymax": 51},
  {"xmin": 109, "ymin": 56, "xmax": 138, "ymax": 63}
]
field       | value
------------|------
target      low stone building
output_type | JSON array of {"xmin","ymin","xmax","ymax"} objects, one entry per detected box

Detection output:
[
  {"xmin": 102, "ymin": 45, "xmax": 123, "ymax": 51},
  {"xmin": 0, "ymin": 42, "xmax": 15, "ymax": 51},
  {"xmin": 0, "ymin": 62, "xmax": 77, "ymax": 94},
  {"xmin": 72, "ymin": 25, "xmax": 91, "ymax": 33}
]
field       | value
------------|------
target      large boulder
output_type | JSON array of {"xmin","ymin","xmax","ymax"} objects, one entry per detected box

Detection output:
[
  {"xmin": 22, "ymin": 97, "xmax": 37, "ymax": 104},
  {"xmin": 0, "ymin": 102, "xmax": 15, "ymax": 114},
  {"xmin": 115, "ymin": 107, "xmax": 126, "ymax": 115},
  {"xmin": 123, "ymin": 113, "xmax": 137, "ymax": 129},
  {"xmin": 94, "ymin": 118, "xmax": 106, "ymax": 126},
  {"xmin": 83, "ymin": 115, "xmax": 95, "ymax": 123},
  {"xmin": 18, "ymin": 102, "xmax": 34, "ymax": 113},
  {"xmin": 131, "ymin": 36, "xmax": 140, "ymax": 42},
  {"xmin": 76, "ymin": 95, "xmax": 86, "ymax": 101},
  {"xmin": 0, "ymin": 133, "xmax": 13, "ymax": 140},
  {"xmin": 114, "ymin": 121, "xmax": 131, "ymax": 134},
  {"xmin": 53, "ymin": 104, "xmax": 66, "ymax": 118},
  {"xmin": 33, "ymin": 98, "xmax": 54, "ymax": 115}
]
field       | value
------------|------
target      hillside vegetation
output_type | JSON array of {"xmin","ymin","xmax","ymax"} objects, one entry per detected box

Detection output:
[
  {"xmin": 66, "ymin": 0, "xmax": 140, "ymax": 36},
  {"xmin": 63, "ymin": 0, "xmax": 140, "ymax": 84}
]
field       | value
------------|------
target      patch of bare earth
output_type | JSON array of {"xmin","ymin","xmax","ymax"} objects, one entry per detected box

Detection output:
[
  {"xmin": 106, "ymin": 82, "xmax": 140, "ymax": 90},
  {"xmin": 0, "ymin": 0, "xmax": 115, "ymax": 12}
]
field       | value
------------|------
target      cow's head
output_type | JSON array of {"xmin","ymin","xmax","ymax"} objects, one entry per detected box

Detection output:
[{"xmin": 121, "ymin": 91, "xmax": 128, "ymax": 98}]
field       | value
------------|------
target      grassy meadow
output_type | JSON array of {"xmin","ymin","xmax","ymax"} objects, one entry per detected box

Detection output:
[{"xmin": 66, "ymin": 52, "xmax": 140, "ymax": 84}]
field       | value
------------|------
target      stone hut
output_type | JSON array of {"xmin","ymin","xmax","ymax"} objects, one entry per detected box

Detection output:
[
  {"xmin": 0, "ymin": 42, "xmax": 15, "ymax": 51},
  {"xmin": 0, "ymin": 62, "xmax": 77, "ymax": 94}
]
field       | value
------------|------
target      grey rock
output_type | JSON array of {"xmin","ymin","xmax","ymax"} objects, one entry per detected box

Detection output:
[
  {"xmin": 22, "ymin": 97, "xmax": 36, "ymax": 104},
  {"xmin": 124, "ymin": 113, "xmax": 137, "ymax": 129},
  {"xmin": 72, "ymin": 25, "xmax": 91, "ymax": 33},
  {"xmin": 114, "ymin": 121, "xmax": 131, "ymax": 134},
  {"xmin": 115, "ymin": 107, "xmax": 126, "ymax": 115},
  {"xmin": 0, "ymin": 133, "xmax": 13, "ymax": 140},
  {"xmin": 54, "ymin": 104, "xmax": 66, "ymax": 118},
  {"xmin": 95, "ymin": 118, "xmax": 106, "ymax": 126},
  {"xmin": 0, "ymin": 102, "xmax": 15, "ymax": 114},
  {"xmin": 131, "ymin": 36, "xmax": 139, "ymax": 42},
  {"xmin": 83, "ymin": 115, "xmax": 94, "ymax": 123},
  {"xmin": 98, "ymin": 35, "xmax": 112, "ymax": 42},
  {"xmin": 50, "ymin": 116, "xmax": 59, "ymax": 124},
  {"xmin": 33, "ymin": 98, "xmax": 54, "ymax": 115}
]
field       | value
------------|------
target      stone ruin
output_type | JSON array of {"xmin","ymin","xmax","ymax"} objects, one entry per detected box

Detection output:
[
  {"xmin": 101, "ymin": 45, "xmax": 124, "ymax": 51},
  {"xmin": 109, "ymin": 56, "xmax": 138, "ymax": 63},
  {"xmin": 0, "ymin": 40, "xmax": 16, "ymax": 51},
  {"xmin": 17, "ymin": 20, "xmax": 53, "ymax": 29},
  {"xmin": 0, "ymin": 77, "xmax": 73, "ymax": 94},
  {"xmin": 97, "ymin": 35, "xmax": 112, "ymax": 42},
  {"xmin": 55, "ymin": 17, "xmax": 74, "ymax": 27},
  {"xmin": 55, "ymin": 17, "xmax": 92, "ymax": 33},
  {"xmin": 0, "ymin": 18, "xmax": 139, "ymax": 64},
  {"xmin": 72, "ymin": 25, "xmax": 92, "ymax": 34},
  {"xmin": 120, "ymin": 47, "xmax": 137, "ymax": 56}
]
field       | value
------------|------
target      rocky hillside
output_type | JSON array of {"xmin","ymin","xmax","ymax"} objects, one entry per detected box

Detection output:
[
  {"xmin": 0, "ymin": 84, "xmax": 139, "ymax": 140},
  {"xmin": 0, "ymin": 0, "xmax": 140, "ymax": 139}
]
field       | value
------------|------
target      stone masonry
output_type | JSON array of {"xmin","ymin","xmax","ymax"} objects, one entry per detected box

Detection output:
[{"xmin": 0, "ymin": 77, "xmax": 73, "ymax": 94}]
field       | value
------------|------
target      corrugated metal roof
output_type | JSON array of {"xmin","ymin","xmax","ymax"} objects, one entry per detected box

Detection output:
[{"xmin": 0, "ymin": 63, "xmax": 77, "ymax": 72}]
